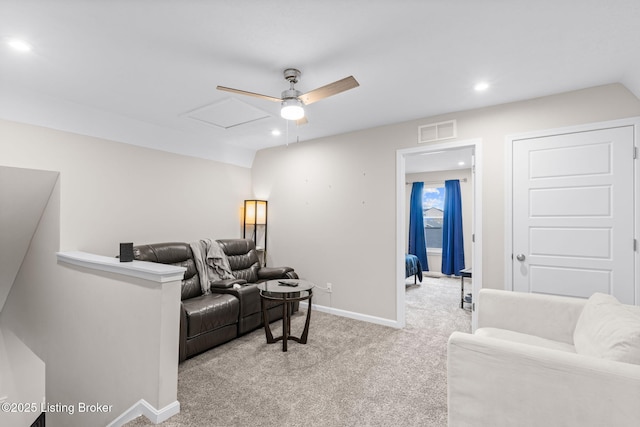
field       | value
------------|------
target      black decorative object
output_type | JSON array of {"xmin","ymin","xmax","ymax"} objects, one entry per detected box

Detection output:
[{"xmin": 119, "ymin": 242, "xmax": 134, "ymax": 262}]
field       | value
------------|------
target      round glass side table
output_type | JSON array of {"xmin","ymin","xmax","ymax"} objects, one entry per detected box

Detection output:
[{"xmin": 257, "ymin": 279, "xmax": 314, "ymax": 352}]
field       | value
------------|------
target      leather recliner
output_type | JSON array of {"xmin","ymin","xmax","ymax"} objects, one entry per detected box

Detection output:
[
  {"xmin": 213, "ymin": 239, "xmax": 299, "ymax": 334},
  {"xmin": 133, "ymin": 239, "xmax": 299, "ymax": 362},
  {"xmin": 133, "ymin": 242, "xmax": 239, "ymax": 362}
]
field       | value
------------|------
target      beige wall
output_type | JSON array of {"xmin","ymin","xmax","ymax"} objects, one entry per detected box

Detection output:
[
  {"xmin": 0, "ymin": 166, "xmax": 58, "ymax": 312},
  {"xmin": 252, "ymin": 83, "xmax": 640, "ymax": 321},
  {"xmin": 0, "ymin": 121, "xmax": 251, "ymax": 253},
  {"xmin": 0, "ymin": 119, "xmax": 251, "ymax": 426}
]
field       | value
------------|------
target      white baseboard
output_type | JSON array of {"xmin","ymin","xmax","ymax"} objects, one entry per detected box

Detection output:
[
  {"xmin": 107, "ymin": 399, "xmax": 180, "ymax": 427},
  {"xmin": 299, "ymin": 301, "xmax": 401, "ymax": 329}
]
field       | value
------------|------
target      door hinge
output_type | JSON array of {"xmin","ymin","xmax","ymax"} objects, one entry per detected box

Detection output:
[
  {"xmin": 472, "ymin": 302, "xmax": 476, "ymax": 311},
  {"xmin": 635, "ymin": 239, "xmax": 637, "ymax": 252},
  {"xmin": 634, "ymin": 147, "xmax": 638, "ymax": 159},
  {"xmin": 472, "ymin": 233, "xmax": 475, "ymax": 243}
]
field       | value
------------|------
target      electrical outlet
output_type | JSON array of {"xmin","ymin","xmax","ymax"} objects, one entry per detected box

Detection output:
[{"xmin": 326, "ymin": 282, "xmax": 333, "ymax": 293}]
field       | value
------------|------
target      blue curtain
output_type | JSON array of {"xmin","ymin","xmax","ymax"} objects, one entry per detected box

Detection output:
[
  {"xmin": 442, "ymin": 179, "xmax": 465, "ymax": 275},
  {"xmin": 408, "ymin": 182, "xmax": 428, "ymax": 271}
]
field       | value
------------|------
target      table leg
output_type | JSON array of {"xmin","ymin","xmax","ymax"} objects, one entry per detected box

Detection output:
[
  {"xmin": 260, "ymin": 289, "xmax": 313, "ymax": 350},
  {"xmin": 287, "ymin": 301, "xmax": 292, "ymax": 335},
  {"xmin": 299, "ymin": 294, "xmax": 312, "ymax": 344},
  {"xmin": 261, "ymin": 295, "xmax": 276, "ymax": 343},
  {"xmin": 282, "ymin": 296, "xmax": 288, "ymax": 352},
  {"xmin": 460, "ymin": 276, "xmax": 464, "ymax": 308}
]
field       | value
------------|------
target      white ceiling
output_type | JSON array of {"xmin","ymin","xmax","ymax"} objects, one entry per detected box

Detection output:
[{"xmin": 2, "ymin": 1, "xmax": 640, "ymax": 168}]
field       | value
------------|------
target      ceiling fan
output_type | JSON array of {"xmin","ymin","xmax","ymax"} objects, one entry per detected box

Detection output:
[{"xmin": 216, "ymin": 68, "xmax": 359, "ymax": 123}]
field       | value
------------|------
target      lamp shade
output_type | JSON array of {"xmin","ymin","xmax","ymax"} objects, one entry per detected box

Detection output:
[
  {"xmin": 244, "ymin": 200, "xmax": 267, "ymax": 225},
  {"xmin": 280, "ymin": 98, "xmax": 305, "ymax": 121}
]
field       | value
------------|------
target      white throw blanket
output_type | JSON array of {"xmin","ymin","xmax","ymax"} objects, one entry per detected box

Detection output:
[{"xmin": 189, "ymin": 239, "xmax": 235, "ymax": 295}]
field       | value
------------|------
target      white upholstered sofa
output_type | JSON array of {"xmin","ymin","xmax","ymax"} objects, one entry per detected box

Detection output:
[{"xmin": 447, "ymin": 289, "xmax": 640, "ymax": 427}]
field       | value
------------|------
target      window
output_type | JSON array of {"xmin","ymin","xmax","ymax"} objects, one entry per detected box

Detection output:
[{"xmin": 423, "ymin": 187, "xmax": 445, "ymax": 250}]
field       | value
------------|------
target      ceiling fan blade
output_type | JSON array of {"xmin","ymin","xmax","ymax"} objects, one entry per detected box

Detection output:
[
  {"xmin": 296, "ymin": 116, "xmax": 308, "ymax": 126},
  {"xmin": 299, "ymin": 76, "xmax": 359, "ymax": 105},
  {"xmin": 216, "ymin": 85, "xmax": 282, "ymax": 103}
]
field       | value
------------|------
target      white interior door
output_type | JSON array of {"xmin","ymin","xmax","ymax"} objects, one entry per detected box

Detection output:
[{"xmin": 512, "ymin": 126, "xmax": 635, "ymax": 304}]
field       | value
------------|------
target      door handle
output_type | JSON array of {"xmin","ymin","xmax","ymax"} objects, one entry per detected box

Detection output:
[{"xmin": 516, "ymin": 254, "xmax": 526, "ymax": 262}]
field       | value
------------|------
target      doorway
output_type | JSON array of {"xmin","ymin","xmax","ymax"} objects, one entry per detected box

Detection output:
[{"xmin": 396, "ymin": 139, "xmax": 483, "ymax": 330}]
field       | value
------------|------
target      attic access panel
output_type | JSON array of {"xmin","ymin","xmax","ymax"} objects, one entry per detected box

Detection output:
[{"xmin": 185, "ymin": 98, "xmax": 271, "ymax": 129}]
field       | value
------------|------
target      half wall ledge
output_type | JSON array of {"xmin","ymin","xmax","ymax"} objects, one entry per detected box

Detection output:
[
  {"xmin": 55, "ymin": 250, "xmax": 185, "ymax": 425},
  {"xmin": 56, "ymin": 251, "xmax": 186, "ymax": 283}
]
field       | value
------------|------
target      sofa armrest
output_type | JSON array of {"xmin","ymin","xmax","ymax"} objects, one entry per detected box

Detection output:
[
  {"xmin": 210, "ymin": 278, "xmax": 247, "ymax": 289},
  {"xmin": 257, "ymin": 266, "xmax": 295, "ymax": 281},
  {"xmin": 210, "ymin": 283, "xmax": 260, "ymax": 318},
  {"xmin": 179, "ymin": 302, "xmax": 188, "ymax": 363},
  {"xmin": 478, "ymin": 289, "xmax": 586, "ymax": 344},
  {"xmin": 447, "ymin": 331, "xmax": 640, "ymax": 427}
]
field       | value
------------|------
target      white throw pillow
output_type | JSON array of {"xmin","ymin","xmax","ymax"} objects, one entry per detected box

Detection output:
[{"xmin": 573, "ymin": 292, "xmax": 640, "ymax": 365}]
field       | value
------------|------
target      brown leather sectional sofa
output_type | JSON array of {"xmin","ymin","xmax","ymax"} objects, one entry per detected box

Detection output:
[{"xmin": 133, "ymin": 239, "xmax": 298, "ymax": 362}]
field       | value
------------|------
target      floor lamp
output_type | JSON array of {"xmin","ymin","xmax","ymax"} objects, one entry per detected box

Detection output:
[{"xmin": 243, "ymin": 200, "xmax": 267, "ymax": 266}]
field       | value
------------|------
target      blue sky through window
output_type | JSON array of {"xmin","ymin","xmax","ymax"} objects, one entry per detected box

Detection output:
[{"xmin": 423, "ymin": 187, "xmax": 445, "ymax": 210}]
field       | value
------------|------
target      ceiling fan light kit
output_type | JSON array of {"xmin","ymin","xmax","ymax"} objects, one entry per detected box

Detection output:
[
  {"xmin": 280, "ymin": 98, "xmax": 305, "ymax": 120},
  {"xmin": 217, "ymin": 68, "xmax": 359, "ymax": 123}
]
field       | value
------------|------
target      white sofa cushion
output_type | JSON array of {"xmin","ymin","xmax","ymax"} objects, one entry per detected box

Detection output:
[
  {"xmin": 476, "ymin": 327, "xmax": 576, "ymax": 353},
  {"xmin": 573, "ymin": 293, "xmax": 640, "ymax": 365}
]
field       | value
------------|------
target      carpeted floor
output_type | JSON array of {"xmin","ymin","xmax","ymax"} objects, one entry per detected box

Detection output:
[{"xmin": 125, "ymin": 275, "xmax": 470, "ymax": 427}]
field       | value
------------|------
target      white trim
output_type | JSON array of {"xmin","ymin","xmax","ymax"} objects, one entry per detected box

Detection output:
[
  {"xmin": 396, "ymin": 150, "xmax": 407, "ymax": 329},
  {"xmin": 472, "ymin": 142, "xmax": 483, "ymax": 330},
  {"xmin": 396, "ymin": 139, "xmax": 483, "ymax": 330},
  {"xmin": 299, "ymin": 301, "xmax": 400, "ymax": 328},
  {"xmin": 504, "ymin": 117, "xmax": 640, "ymax": 306},
  {"xmin": 107, "ymin": 399, "xmax": 180, "ymax": 427},
  {"xmin": 504, "ymin": 132, "xmax": 514, "ymax": 292},
  {"xmin": 635, "ymin": 121, "xmax": 640, "ymax": 307},
  {"xmin": 506, "ymin": 117, "xmax": 640, "ymax": 142},
  {"xmin": 56, "ymin": 251, "xmax": 186, "ymax": 283}
]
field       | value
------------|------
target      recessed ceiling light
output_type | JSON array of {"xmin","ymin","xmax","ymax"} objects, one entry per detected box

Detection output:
[
  {"xmin": 7, "ymin": 38, "xmax": 32, "ymax": 52},
  {"xmin": 458, "ymin": 161, "xmax": 465, "ymax": 166},
  {"xmin": 271, "ymin": 129, "xmax": 281, "ymax": 136},
  {"xmin": 474, "ymin": 82, "xmax": 489, "ymax": 92}
]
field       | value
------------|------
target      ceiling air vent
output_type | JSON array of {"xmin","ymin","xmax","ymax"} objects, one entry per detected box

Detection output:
[{"xmin": 418, "ymin": 120, "xmax": 457, "ymax": 143}]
